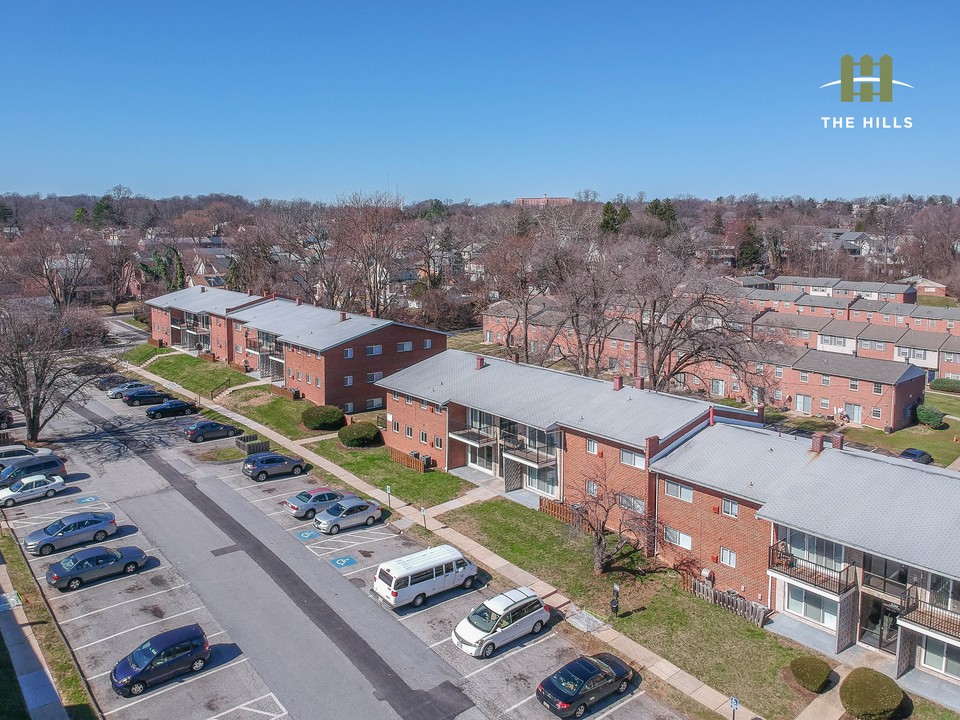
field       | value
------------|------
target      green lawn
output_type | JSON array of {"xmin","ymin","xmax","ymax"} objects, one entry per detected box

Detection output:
[
  {"xmin": 0, "ymin": 532, "xmax": 98, "ymax": 720},
  {"xmin": 121, "ymin": 342, "xmax": 172, "ymax": 366},
  {"xmin": 308, "ymin": 439, "xmax": 471, "ymax": 507},
  {"xmin": 842, "ymin": 423, "xmax": 960, "ymax": 466},
  {"xmin": 196, "ymin": 446, "xmax": 249, "ymax": 462},
  {"xmin": 447, "ymin": 329, "xmax": 512, "ymax": 358},
  {"xmin": 917, "ymin": 295, "xmax": 958, "ymax": 308},
  {"xmin": 439, "ymin": 499, "xmax": 809, "ymax": 720},
  {"xmin": 784, "ymin": 417, "xmax": 838, "ymax": 433},
  {"xmin": 120, "ymin": 316, "xmax": 149, "ymax": 330},
  {"xmin": 147, "ymin": 354, "xmax": 250, "ymax": 397},
  {"xmin": 927, "ymin": 391, "xmax": 960, "ymax": 420},
  {"xmin": 221, "ymin": 387, "xmax": 318, "ymax": 440}
]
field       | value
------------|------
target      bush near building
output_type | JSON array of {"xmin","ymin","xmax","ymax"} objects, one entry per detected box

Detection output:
[
  {"xmin": 789, "ymin": 657, "xmax": 832, "ymax": 693},
  {"xmin": 338, "ymin": 422, "xmax": 381, "ymax": 447},
  {"xmin": 302, "ymin": 404, "xmax": 345, "ymax": 431},
  {"xmin": 917, "ymin": 404, "xmax": 946, "ymax": 429},
  {"xmin": 930, "ymin": 378, "xmax": 960, "ymax": 393},
  {"xmin": 839, "ymin": 667, "xmax": 903, "ymax": 720}
]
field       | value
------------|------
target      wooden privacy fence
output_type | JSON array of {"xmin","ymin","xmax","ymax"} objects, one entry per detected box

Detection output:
[
  {"xmin": 538, "ymin": 497, "xmax": 584, "ymax": 527},
  {"xmin": 389, "ymin": 447, "xmax": 428, "ymax": 473},
  {"xmin": 681, "ymin": 573, "xmax": 772, "ymax": 627}
]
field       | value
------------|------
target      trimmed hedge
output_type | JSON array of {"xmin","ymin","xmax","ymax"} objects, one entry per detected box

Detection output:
[
  {"xmin": 338, "ymin": 422, "xmax": 381, "ymax": 447},
  {"xmin": 931, "ymin": 378, "xmax": 960, "ymax": 394},
  {"xmin": 916, "ymin": 403, "xmax": 946, "ymax": 429},
  {"xmin": 839, "ymin": 667, "xmax": 903, "ymax": 720},
  {"xmin": 790, "ymin": 656, "xmax": 832, "ymax": 693},
  {"xmin": 302, "ymin": 404, "xmax": 345, "ymax": 431}
]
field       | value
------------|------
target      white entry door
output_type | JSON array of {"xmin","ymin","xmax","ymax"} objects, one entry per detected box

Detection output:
[{"xmin": 796, "ymin": 394, "xmax": 812, "ymax": 413}]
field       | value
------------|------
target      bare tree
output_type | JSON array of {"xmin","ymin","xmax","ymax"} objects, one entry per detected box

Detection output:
[
  {"xmin": 90, "ymin": 233, "xmax": 137, "ymax": 313},
  {"xmin": 13, "ymin": 224, "xmax": 92, "ymax": 308}
]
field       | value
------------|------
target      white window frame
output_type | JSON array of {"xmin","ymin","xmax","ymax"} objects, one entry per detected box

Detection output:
[
  {"xmin": 366, "ymin": 344, "xmax": 383, "ymax": 356},
  {"xmin": 424, "ymin": 339, "xmax": 432, "ymax": 349},
  {"xmin": 664, "ymin": 479, "xmax": 693, "ymax": 503},
  {"xmin": 720, "ymin": 547, "xmax": 737, "ymax": 568},
  {"xmin": 586, "ymin": 438, "xmax": 598, "ymax": 455},
  {"xmin": 405, "ymin": 425, "xmax": 413, "ymax": 438},
  {"xmin": 664, "ymin": 527, "xmax": 692, "ymax": 550},
  {"xmin": 344, "ymin": 347, "xmax": 354, "ymax": 359},
  {"xmin": 366, "ymin": 371, "xmax": 383, "ymax": 383},
  {"xmin": 344, "ymin": 375, "xmax": 353, "ymax": 387},
  {"xmin": 618, "ymin": 493, "xmax": 644, "ymax": 513},
  {"xmin": 397, "ymin": 341, "xmax": 413, "ymax": 352},
  {"xmin": 721, "ymin": 497, "xmax": 739, "ymax": 518},
  {"xmin": 619, "ymin": 448, "xmax": 645, "ymax": 469}
]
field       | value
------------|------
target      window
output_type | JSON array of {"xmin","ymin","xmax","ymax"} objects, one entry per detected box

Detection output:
[
  {"xmin": 775, "ymin": 366, "xmax": 783, "ymax": 378},
  {"xmin": 586, "ymin": 480, "xmax": 598, "ymax": 497},
  {"xmin": 419, "ymin": 398, "xmax": 428, "ymax": 409},
  {"xmin": 872, "ymin": 408, "xmax": 882, "ymax": 419},
  {"xmin": 664, "ymin": 527, "xmax": 692, "ymax": 550},
  {"xmin": 405, "ymin": 394, "xmax": 413, "ymax": 405},
  {"xmin": 392, "ymin": 391, "xmax": 399, "ymax": 401},
  {"xmin": 366, "ymin": 397, "xmax": 383, "ymax": 410},
  {"xmin": 929, "ymin": 320, "xmax": 937, "ymax": 328},
  {"xmin": 484, "ymin": 330, "xmax": 492, "ymax": 342},
  {"xmin": 665, "ymin": 480, "xmax": 693, "ymax": 502},
  {"xmin": 821, "ymin": 375, "xmax": 830, "ymax": 386},
  {"xmin": 820, "ymin": 398, "xmax": 829, "ymax": 409},
  {"xmin": 424, "ymin": 339, "xmax": 432, "ymax": 349},
  {"xmin": 849, "ymin": 379, "xmax": 859, "ymax": 391},
  {"xmin": 867, "ymin": 313, "xmax": 874, "ymax": 320},
  {"xmin": 914, "ymin": 318, "xmax": 922, "ymax": 326},
  {"xmin": 618, "ymin": 493, "xmax": 644, "ymax": 513},
  {"xmin": 392, "ymin": 421, "xmax": 399, "ymax": 433},
  {"xmin": 405, "ymin": 425, "xmax": 413, "ymax": 438},
  {"xmin": 720, "ymin": 547, "xmax": 737, "ymax": 568},
  {"xmin": 610, "ymin": 339, "xmax": 618, "ymax": 349},
  {"xmin": 896, "ymin": 316, "xmax": 904, "ymax": 324},
  {"xmin": 344, "ymin": 375, "xmax": 353, "ymax": 386},
  {"xmin": 620, "ymin": 449, "xmax": 645, "ymax": 469},
  {"xmin": 722, "ymin": 498, "xmax": 739, "ymax": 518},
  {"xmin": 296, "ymin": 370, "xmax": 302, "ymax": 381},
  {"xmin": 883, "ymin": 314, "xmax": 890, "ymax": 322},
  {"xmin": 366, "ymin": 371, "xmax": 383, "ymax": 383},
  {"xmin": 801, "ymin": 330, "xmax": 810, "ymax": 339},
  {"xmin": 366, "ymin": 344, "xmax": 382, "ymax": 356},
  {"xmin": 397, "ymin": 341, "xmax": 413, "ymax": 352},
  {"xmin": 420, "ymin": 430, "xmax": 428, "ymax": 444},
  {"xmin": 288, "ymin": 368, "xmax": 294, "ymax": 378},
  {"xmin": 344, "ymin": 347, "xmax": 353, "ymax": 359},
  {"xmin": 434, "ymin": 436, "xmax": 443, "ymax": 449},
  {"xmin": 235, "ymin": 344, "xmax": 242, "ymax": 354},
  {"xmin": 786, "ymin": 584, "xmax": 838, "ymax": 630},
  {"xmin": 623, "ymin": 341, "xmax": 631, "ymax": 350},
  {"xmin": 755, "ymin": 363, "xmax": 764, "ymax": 373},
  {"xmin": 315, "ymin": 376, "xmax": 321, "ymax": 386},
  {"xmin": 922, "ymin": 638, "xmax": 960, "ymax": 680},
  {"xmin": 875, "ymin": 341, "xmax": 886, "ymax": 351},
  {"xmin": 344, "ymin": 402, "xmax": 354, "ymax": 413},
  {"xmin": 774, "ymin": 389, "xmax": 783, "ymax": 401},
  {"xmin": 586, "ymin": 438, "xmax": 598, "ymax": 455},
  {"xmin": 873, "ymin": 382, "xmax": 883, "ymax": 395},
  {"xmin": 860, "ymin": 339, "xmax": 871, "ymax": 350},
  {"xmin": 853, "ymin": 311, "xmax": 860, "ymax": 318},
  {"xmin": 713, "ymin": 360, "xmax": 722, "ymax": 368}
]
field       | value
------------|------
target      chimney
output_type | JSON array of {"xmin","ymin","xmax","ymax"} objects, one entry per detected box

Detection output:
[
  {"xmin": 368, "ymin": 311, "xmax": 376, "ymax": 318},
  {"xmin": 831, "ymin": 434, "xmax": 845, "ymax": 450},
  {"xmin": 339, "ymin": 311, "xmax": 347, "ymax": 322},
  {"xmin": 613, "ymin": 375, "xmax": 623, "ymax": 391},
  {"xmin": 811, "ymin": 432, "xmax": 826, "ymax": 453},
  {"xmin": 756, "ymin": 403, "xmax": 765, "ymax": 425},
  {"xmin": 709, "ymin": 406, "xmax": 715, "ymax": 425},
  {"xmin": 635, "ymin": 377, "xmax": 645, "ymax": 390},
  {"xmin": 511, "ymin": 353, "xmax": 519, "ymax": 364},
  {"xmin": 475, "ymin": 356, "xmax": 485, "ymax": 370},
  {"xmin": 296, "ymin": 297, "xmax": 302, "ymax": 306},
  {"xmin": 247, "ymin": 287, "xmax": 253, "ymax": 295},
  {"xmin": 200, "ymin": 286, "xmax": 206, "ymax": 293},
  {"xmin": 271, "ymin": 292, "xmax": 276, "ymax": 300}
]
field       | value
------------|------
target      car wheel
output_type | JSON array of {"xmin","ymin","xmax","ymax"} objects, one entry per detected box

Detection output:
[
  {"xmin": 67, "ymin": 577, "xmax": 82, "ymax": 591},
  {"xmin": 573, "ymin": 704, "xmax": 587, "ymax": 718},
  {"xmin": 184, "ymin": 408, "xmax": 192, "ymax": 415},
  {"xmin": 93, "ymin": 530, "xmax": 108, "ymax": 542},
  {"xmin": 195, "ymin": 435, "xmax": 205, "ymax": 443},
  {"xmin": 129, "ymin": 681, "xmax": 146, "ymax": 696},
  {"xmin": 292, "ymin": 465, "xmax": 303, "ymax": 476},
  {"xmin": 0, "ymin": 420, "xmax": 8, "ymax": 429},
  {"xmin": 328, "ymin": 524, "xmax": 340, "ymax": 535},
  {"xmin": 133, "ymin": 400, "xmax": 141, "ymax": 406},
  {"xmin": 3, "ymin": 498, "xmax": 14, "ymax": 508},
  {"xmin": 45, "ymin": 489, "xmax": 55, "ymax": 498},
  {"xmin": 305, "ymin": 509, "xmax": 316, "ymax": 520},
  {"xmin": 616, "ymin": 679, "xmax": 629, "ymax": 694},
  {"xmin": 123, "ymin": 562, "xmax": 138, "ymax": 574},
  {"xmin": 462, "ymin": 575, "xmax": 474, "ymax": 589},
  {"xmin": 256, "ymin": 471, "xmax": 268, "ymax": 482},
  {"xmin": 365, "ymin": 515, "xmax": 375, "ymax": 526},
  {"xmin": 412, "ymin": 593, "xmax": 426, "ymax": 608},
  {"xmin": 227, "ymin": 429, "xmax": 238, "ymax": 437},
  {"xmin": 481, "ymin": 643, "xmax": 495, "ymax": 659},
  {"xmin": 531, "ymin": 620, "xmax": 544, "ymax": 635},
  {"xmin": 39, "ymin": 544, "xmax": 54, "ymax": 556},
  {"xmin": 190, "ymin": 657, "xmax": 206, "ymax": 672}
]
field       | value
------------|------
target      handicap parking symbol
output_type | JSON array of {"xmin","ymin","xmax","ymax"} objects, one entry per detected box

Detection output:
[
  {"xmin": 76, "ymin": 495, "xmax": 99, "ymax": 505},
  {"xmin": 331, "ymin": 555, "xmax": 356, "ymax": 569},
  {"xmin": 296, "ymin": 529, "xmax": 321, "ymax": 542}
]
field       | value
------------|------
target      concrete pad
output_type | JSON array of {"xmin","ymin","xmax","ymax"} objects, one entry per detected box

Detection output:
[
  {"xmin": 18, "ymin": 668, "xmax": 61, "ymax": 710},
  {"xmin": 689, "ymin": 683, "xmax": 728, "ymax": 710},
  {"xmin": 393, "ymin": 517, "xmax": 415, "ymax": 530},
  {"xmin": 528, "ymin": 580, "xmax": 556, "ymax": 598},
  {"xmin": 543, "ymin": 592, "xmax": 570, "ymax": 610},
  {"xmin": 605, "ymin": 634, "xmax": 660, "ymax": 668},
  {"xmin": 27, "ymin": 701, "xmax": 69, "ymax": 720},
  {"xmin": 646, "ymin": 657, "xmax": 682, "ymax": 680},
  {"xmin": 483, "ymin": 554, "xmax": 510, "ymax": 570},
  {"xmin": 664, "ymin": 668, "xmax": 703, "ymax": 695}
]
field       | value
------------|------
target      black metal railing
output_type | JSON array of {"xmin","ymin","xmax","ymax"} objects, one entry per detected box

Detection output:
[
  {"xmin": 901, "ymin": 585, "xmax": 960, "ymax": 639},
  {"xmin": 501, "ymin": 431, "xmax": 557, "ymax": 466},
  {"xmin": 768, "ymin": 543, "xmax": 856, "ymax": 596},
  {"xmin": 448, "ymin": 419, "xmax": 497, "ymax": 445}
]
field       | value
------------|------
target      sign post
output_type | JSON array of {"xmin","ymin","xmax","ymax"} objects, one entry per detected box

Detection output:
[
  {"xmin": 386, "ymin": 485, "xmax": 392, "ymax": 509},
  {"xmin": 420, "ymin": 506, "xmax": 427, "ymax": 528},
  {"xmin": 730, "ymin": 696, "xmax": 739, "ymax": 720}
]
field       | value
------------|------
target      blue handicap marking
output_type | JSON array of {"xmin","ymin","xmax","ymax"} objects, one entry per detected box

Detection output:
[
  {"xmin": 330, "ymin": 556, "xmax": 356, "ymax": 569},
  {"xmin": 76, "ymin": 495, "xmax": 99, "ymax": 505},
  {"xmin": 730, "ymin": 697, "xmax": 740, "ymax": 711},
  {"xmin": 296, "ymin": 529, "xmax": 321, "ymax": 542}
]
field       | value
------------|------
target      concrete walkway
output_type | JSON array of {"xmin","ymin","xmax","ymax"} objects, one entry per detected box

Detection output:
[{"xmin": 793, "ymin": 665, "xmax": 851, "ymax": 720}]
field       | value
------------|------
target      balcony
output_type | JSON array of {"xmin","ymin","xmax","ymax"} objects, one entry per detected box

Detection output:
[
  {"xmin": 768, "ymin": 543, "xmax": 857, "ymax": 596},
  {"xmin": 501, "ymin": 431, "xmax": 557, "ymax": 467},
  {"xmin": 901, "ymin": 586, "xmax": 960, "ymax": 640},
  {"xmin": 448, "ymin": 419, "xmax": 496, "ymax": 447},
  {"xmin": 244, "ymin": 337, "xmax": 281, "ymax": 357}
]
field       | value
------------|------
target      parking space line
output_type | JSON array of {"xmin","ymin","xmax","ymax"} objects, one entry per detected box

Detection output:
[
  {"xmin": 48, "ymin": 565, "xmax": 173, "ymax": 600},
  {"xmin": 206, "ymin": 692, "xmax": 281, "ymax": 719},
  {"xmin": 284, "ymin": 520, "xmax": 316, "ymax": 532},
  {"xmin": 8, "ymin": 504, "xmax": 112, "ymax": 528},
  {"xmin": 219, "ymin": 473, "xmax": 245, "ymax": 480},
  {"xmin": 246, "ymin": 495, "xmax": 286, "ymax": 504},
  {"xmin": 265, "ymin": 510, "xmax": 286, "ymax": 516},
  {"xmin": 61, "ymin": 584, "xmax": 188, "ymax": 624},
  {"xmin": 462, "ymin": 633, "xmax": 559, "ymax": 679},
  {"xmin": 429, "ymin": 638, "xmax": 449, "ymax": 648},
  {"xmin": 502, "ymin": 693, "xmax": 536, "ymax": 714},
  {"xmin": 309, "ymin": 535, "xmax": 395, "ymax": 557},
  {"xmin": 74, "ymin": 606, "xmax": 205, "ymax": 650},
  {"xmin": 397, "ymin": 590, "xmax": 474, "ymax": 619},
  {"xmin": 341, "ymin": 565, "xmax": 371, "ymax": 577},
  {"xmin": 592, "ymin": 690, "xmax": 644, "ymax": 720},
  {"xmin": 103, "ymin": 657, "xmax": 249, "ymax": 715}
]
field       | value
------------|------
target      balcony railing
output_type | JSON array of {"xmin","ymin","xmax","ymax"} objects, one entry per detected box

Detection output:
[
  {"xmin": 901, "ymin": 585, "xmax": 960, "ymax": 639},
  {"xmin": 448, "ymin": 419, "xmax": 497, "ymax": 446},
  {"xmin": 768, "ymin": 543, "xmax": 856, "ymax": 596},
  {"xmin": 501, "ymin": 431, "xmax": 557, "ymax": 467}
]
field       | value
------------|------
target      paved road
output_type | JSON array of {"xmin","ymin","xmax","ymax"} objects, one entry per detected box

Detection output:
[{"xmin": 105, "ymin": 316, "xmax": 148, "ymax": 349}]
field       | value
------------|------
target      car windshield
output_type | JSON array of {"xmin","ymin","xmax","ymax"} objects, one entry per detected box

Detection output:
[
  {"xmin": 327, "ymin": 503, "xmax": 346, "ymax": 516},
  {"xmin": 467, "ymin": 602, "xmax": 501, "ymax": 632},
  {"xmin": 44, "ymin": 519, "xmax": 65, "ymax": 536},
  {"xmin": 9, "ymin": 480, "xmax": 23, "ymax": 492},
  {"xmin": 550, "ymin": 667, "xmax": 586, "ymax": 696},
  {"xmin": 129, "ymin": 639, "xmax": 158, "ymax": 671},
  {"xmin": 60, "ymin": 554, "xmax": 78, "ymax": 570},
  {"xmin": 295, "ymin": 492, "xmax": 312, "ymax": 503}
]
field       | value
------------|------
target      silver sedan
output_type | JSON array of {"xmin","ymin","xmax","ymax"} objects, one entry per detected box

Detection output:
[
  {"xmin": 0, "ymin": 474, "xmax": 64, "ymax": 507},
  {"xmin": 283, "ymin": 487, "xmax": 356, "ymax": 520},
  {"xmin": 314, "ymin": 497, "xmax": 382, "ymax": 535}
]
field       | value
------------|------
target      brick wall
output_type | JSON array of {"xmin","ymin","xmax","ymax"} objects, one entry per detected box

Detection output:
[
  {"xmin": 208, "ymin": 312, "xmax": 231, "ymax": 362},
  {"xmin": 382, "ymin": 392, "xmax": 448, "ymax": 467},
  {"xmin": 150, "ymin": 306, "xmax": 171, "ymax": 345},
  {"xmin": 282, "ymin": 347, "xmax": 326, "ymax": 405}
]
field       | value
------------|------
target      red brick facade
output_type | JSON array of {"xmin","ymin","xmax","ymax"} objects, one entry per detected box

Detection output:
[{"xmin": 383, "ymin": 392, "xmax": 449, "ymax": 467}]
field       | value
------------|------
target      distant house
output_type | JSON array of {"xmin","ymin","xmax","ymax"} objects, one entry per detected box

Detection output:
[
  {"xmin": 902, "ymin": 276, "xmax": 948, "ymax": 298},
  {"xmin": 514, "ymin": 195, "xmax": 574, "ymax": 208}
]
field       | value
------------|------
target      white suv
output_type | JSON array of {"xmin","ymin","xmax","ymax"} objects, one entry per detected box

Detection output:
[{"xmin": 452, "ymin": 587, "xmax": 550, "ymax": 658}]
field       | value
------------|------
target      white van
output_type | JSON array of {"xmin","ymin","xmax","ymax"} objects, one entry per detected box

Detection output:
[{"xmin": 373, "ymin": 544, "xmax": 477, "ymax": 608}]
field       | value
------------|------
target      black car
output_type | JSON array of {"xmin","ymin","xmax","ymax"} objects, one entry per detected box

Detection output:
[
  {"xmin": 184, "ymin": 420, "xmax": 240, "ymax": 443},
  {"xmin": 536, "ymin": 653, "xmax": 633, "ymax": 718},
  {"xmin": 898, "ymin": 447, "xmax": 933, "ymax": 464},
  {"xmin": 111, "ymin": 624, "xmax": 211, "ymax": 696},
  {"xmin": 122, "ymin": 389, "xmax": 172, "ymax": 406},
  {"xmin": 96, "ymin": 374, "xmax": 131, "ymax": 391},
  {"xmin": 146, "ymin": 400, "xmax": 199, "ymax": 419}
]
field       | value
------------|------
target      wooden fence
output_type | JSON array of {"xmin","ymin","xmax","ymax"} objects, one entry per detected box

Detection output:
[
  {"xmin": 270, "ymin": 385, "xmax": 300, "ymax": 400},
  {"xmin": 148, "ymin": 338, "xmax": 165, "ymax": 348},
  {"xmin": 538, "ymin": 497, "xmax": 583, "ymax": 526},
  {"xmin": 389, "ymin": 447, "xmax": 428, "ymax": 473},
  {"xmin": 681, "ymin": 573, "xmax": 772, "ymax": 627}
]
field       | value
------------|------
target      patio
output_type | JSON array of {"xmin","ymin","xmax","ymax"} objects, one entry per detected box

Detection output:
[{"xmin": 449, "ymin": 466, "xmax": 540, "ymax": 509}]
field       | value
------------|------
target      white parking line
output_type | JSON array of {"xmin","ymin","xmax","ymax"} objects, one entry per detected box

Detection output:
[
  {"xmin": 429, "ymin": 637, "xmax": 449, "ymax": 648},
  {"xmin": 103, "ymin": 657, "xmax": 249, "ymax": 715},
  {"xmin": 502, "ymin": 693, "xmax": 536, "ymax": 714},
  {"xmin": 62, "ymin": 584, "xmax": 188, "ymax": 624},
  {"xmin": 397, "ymin": 590, "xmax": 474, "ymax": 619},
  {"xmin": 205, "ymin": 692, "xmax": 288, "ymax": 720},
  {"xmin": 49, "ymin": 565, "xmax": 173, "ymax": 600},
  {"xmin": 308, "ymin": 534, "xmax": 396, "ymax": 557},
  {"xmin": 219, "ymin": 473, "xmax": 244, "ymax": 480},
  {"xmin": 341, "ymin": 564, "xmax": 372, "ymax": 577},
  {"xmin": 462, "ymin": 633, "xmax": 559, "ymax": 679},
  {"xmin": 74, "ymin": 606, "xmax": 205, "ymax": 650},
  {"xmin": 246, "ymin": 495, "xmax": 286, "ymax": 504},
  {"xmin": 592, "ymin": 690, "xmax": 644, "ymax": 720}
]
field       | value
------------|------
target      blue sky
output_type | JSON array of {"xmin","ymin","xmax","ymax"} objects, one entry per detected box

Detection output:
[{"xmin": 4, "ymin": 1, "xmax": 957, "ymax": 203}]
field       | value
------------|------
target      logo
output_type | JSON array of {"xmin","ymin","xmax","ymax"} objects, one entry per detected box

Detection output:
[{"xmin": 820, "ymin": 54, "xmax": 913, "ymax": 102}]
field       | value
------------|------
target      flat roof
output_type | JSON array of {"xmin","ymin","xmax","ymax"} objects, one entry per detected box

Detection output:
[
  {"xmin": 145, "ymin": 286, "xmax": 260, "ymax": 316},
  {"xmin": 792, "ymin": 349, "xmax": 926, "ymax": 384}
]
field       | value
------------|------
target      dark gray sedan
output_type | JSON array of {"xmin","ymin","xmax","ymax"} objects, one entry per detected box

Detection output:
[
  {"xmin": 23, "ymin": 512, "xmax": 118, "ymax": 556},
  {"xmin": 46, "ymin": 546, "xmax": 147, "ymax": 591}
]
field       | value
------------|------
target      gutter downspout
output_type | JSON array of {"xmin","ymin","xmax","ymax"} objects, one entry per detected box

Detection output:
[{"xmin": 768, "ymin": 522, "xmax": 774, "ymax": 607}]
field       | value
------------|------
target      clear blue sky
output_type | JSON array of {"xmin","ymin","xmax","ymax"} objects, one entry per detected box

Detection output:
[{"xmin": 4, "ymin": 1, "xmax": 957, "ymax": 204}]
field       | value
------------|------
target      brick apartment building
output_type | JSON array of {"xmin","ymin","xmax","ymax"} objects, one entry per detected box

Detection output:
[{"xmin": 146, "ymin": 286, "xmax": 446, "ymax": 412}]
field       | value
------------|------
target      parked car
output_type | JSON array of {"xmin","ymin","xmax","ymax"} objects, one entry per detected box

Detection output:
[
  {"xmin": 46, "ymin": 546, "xmax": 147, "ymax": 591},
  {"xmin": 899, "ymin": 447, "xmax": 933, "ymax": 464},
  {"xmin": 106, "ymin": 380, "xmax": 152, "ymax": 399},
  {"xmin": 0, "ymin": 455, "xmax": 66, "ymax": 489},
  {"xmin": 96, "ymin": 374, "xmax": 131, "ymax": 391},
  {"xmin": 111, "ymin": 624, "xmax": 211, "ymax": 697},
  {"xmin": 242, "ymin": 452, "xmax": 304, "ymax": 482},
  {"xmin": 22, "ymin": 512, "xmax": 117, "ymax": 556},
  {"xmin": 122, "ymin": 388, "xmax": 172, "ymax": 406},
  {"xmin": 0, "ymin": 474, "xmax": 65, "ymax": 508},
  {"xmin": 0, "ymin": 444, "xmax": 53, "ymax": 470},
  {"xmin": 452, "ymin": 587, "xmax": 550, "ymax": 658},
  {"xmin": 313, "ymin": 497, "xmax": 382, "ymax": 535},
  {"xmin": 146, "ymin": 399, "xmax": 199, "ymax": 419},
  {"xmin": 536, "ymin": 653, "xmax": 634, "ymax": 718},
  {"xmin": 0, "ymin": 408, "xmax": 13, "ymax": 430},
  {"xmin": 283, "ymin": 487, "xmax": 356, "ymax": 520},
  {"xmin": 184, "ymin": 420, "xmax": 240, "ymax": 443}
]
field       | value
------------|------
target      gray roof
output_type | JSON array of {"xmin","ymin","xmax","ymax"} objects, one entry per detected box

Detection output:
[
  {"xmin": 796, "ymin": 295, "xmax": 852, "ymax": 309},
  {"xmin": 940, "ymin": 335, "xmax": 960, "ymax": 353},
  {"xmin": 834, "ymin": 280, "xmax": 886, "ymax": 293},
  {"xmin": 818, "ymin": 319, "xmax": 867, "ymax": 338},
  {"xmin": 726, "ymin": 275, "xmax": 773, "ymax": 288},
  {"xmin": 895, "ymin": 329, "xmax": 948, "ymax": 352},
  {"xmin": 752, "ymin": 312, "xmax": 831, "ymax": 332},
  {"xmin": 772, "ymin": 276, "xmax": 841, "ymax": 288},
  {"xmin": 878, "ymin": 302, "xmax": 917, "ymax": 317},
  {"xmin": 745, "ymin": 289, "xmax": 805, "ymax": 303},
  {"xmin": 908, "ymin": 305, "xmax": 960, "ymax": 322},
  {"xmin": 144, "ymin": 286, "xmax": 260, "ymax": 316},
  {"xmin": 650, "ymin": 423, "xmax": 960, "ymax": 580},
  {"xmin": 849, "ymin": 298, "xmax": 887, "ymax": 312},
  {"xmin": 855, "ymin": 324, "xmax": 907, "ymax": 343},
  {"xmin": 792, "ymin": 349, "xmax": 926, "ymax": 384},
  {"xmin": 377, "ymin": 350, "xmax": 719, "ymax": 449}
]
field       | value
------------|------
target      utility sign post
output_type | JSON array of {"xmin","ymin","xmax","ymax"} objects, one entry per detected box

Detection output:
[{"xmin": 730, "ymin": 696, "xmax": 739, "ymax": 719}]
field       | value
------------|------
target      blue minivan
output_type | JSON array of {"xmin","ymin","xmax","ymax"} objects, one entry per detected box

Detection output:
[{"xmin": 111, "ymin": 624, "xmax": 211, "ymax": 696}]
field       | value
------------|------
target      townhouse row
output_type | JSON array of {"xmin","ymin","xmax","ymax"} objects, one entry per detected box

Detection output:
[
  {"xmin": 377, "ymin": 350, "xmax": 960, "ymax": 688},
  {"xmin": 146, "ymin": 286, "xmax": 446, "ymax": 411}
]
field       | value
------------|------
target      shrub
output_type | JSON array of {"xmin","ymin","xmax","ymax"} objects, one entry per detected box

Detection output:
[
  {"xmin": 930, "ymin": 378, "xmax": 960, "ymax": 394},
  {"xmin": 839, "ymin": 667, "xmax": 903, "ymax": 720},
  {"xmin": 338, "ymin": 422, "xmax": 381, "ymax": 447},
  {"xmin": 302, "ymin": 404, "xmax": 345, "ymax": 431},
  {"xmin": 916, "ymin": 404, "xmax": 946, "ymax": 429},
  {"xmin": 790, "ymin": 656, "xmax": 832, "ymax": 693}
]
